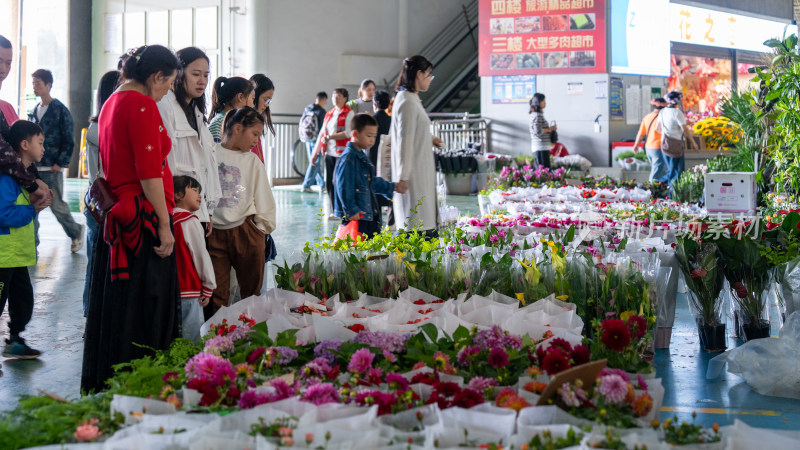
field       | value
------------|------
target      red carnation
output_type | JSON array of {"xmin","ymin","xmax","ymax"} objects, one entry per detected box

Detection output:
[
  {"xmin": 627, "ymin": 315, "xmax": 647, "ymax": 340},
  {"xmin": 541, "ymin": 347, "xmax": 571, "ymax": 375},
  {"xmin": 570, "ymin": 344, "xmax": 590, "ymax": 365},
  {"xmin": 600, "ymin": 318, "xmax": 631, "ymax": 352},
  {"xmin": 349, "ymin": 324, "xmax": 365, "ymax": 333}
]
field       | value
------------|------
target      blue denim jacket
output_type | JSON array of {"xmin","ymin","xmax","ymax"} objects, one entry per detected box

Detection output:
[{"xmin": 333, "ymin": 142, "xmax": 394, "ymax": 223}]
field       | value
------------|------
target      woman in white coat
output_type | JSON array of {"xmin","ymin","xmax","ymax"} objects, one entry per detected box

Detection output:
[
  {"xmin": 390, "ymin": 55, "xmax": 443, "ymax": 235},
  {"xmin": 158, "ymin": 47, "xmax": 222, "ymax": 229}
]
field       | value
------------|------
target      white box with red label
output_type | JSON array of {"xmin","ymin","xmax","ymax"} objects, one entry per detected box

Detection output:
[{"xmin": 704, "ymin": 172, "xmax": 757, "ymax": 213}]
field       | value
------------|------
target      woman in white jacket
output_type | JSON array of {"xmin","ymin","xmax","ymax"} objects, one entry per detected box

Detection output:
[
  {"xmin": 390, "ymin": 55, "xmax": 443, "ymax": 235},
  {"xmin": 158, "ymin": 47, "xmax": 222, "ymax": 228}
]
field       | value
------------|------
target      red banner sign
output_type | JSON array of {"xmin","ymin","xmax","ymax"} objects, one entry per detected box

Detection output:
[{"xmin": 478, "ymin": 0, "xmax": 606, "ymax": 76}]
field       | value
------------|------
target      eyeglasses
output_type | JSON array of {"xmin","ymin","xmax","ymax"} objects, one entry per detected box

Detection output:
[
  {"xmin": 427, "ymin": 73, "xmax": 435, "ymax": 80},
  {"xmin": 265, "ymin": 98, "xmax": 272, "ymax": 106}
]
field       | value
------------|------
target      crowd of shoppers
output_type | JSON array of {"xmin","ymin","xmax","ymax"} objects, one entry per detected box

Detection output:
[{"xmin": 0, "ymin": 29, "xmax": 450, "ymax": 389}]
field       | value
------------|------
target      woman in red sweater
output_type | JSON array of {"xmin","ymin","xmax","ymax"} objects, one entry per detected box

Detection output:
[{"xmin": 81, "ymin": 45, "xmax": 182, "ymax": 392}]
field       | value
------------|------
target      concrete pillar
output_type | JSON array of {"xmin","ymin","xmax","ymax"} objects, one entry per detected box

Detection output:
[{"xmin": 68, "ymin": 0, "xmax": 92, "ymax": 178}]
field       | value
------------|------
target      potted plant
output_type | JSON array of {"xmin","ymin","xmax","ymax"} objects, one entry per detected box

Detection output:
[
  {"xmin": 716, "ymin": 231, "xmax": 772, "ymax": 341},
  {"xmin": 675, "ymin": 237, "xmax": 727, "ymax": 352}
]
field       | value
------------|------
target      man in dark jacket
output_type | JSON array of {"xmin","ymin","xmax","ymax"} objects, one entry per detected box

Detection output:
[
  {"xmin": 369, "ymin": 90, "xmax": 391, "ymax": 167},
  {"xmin": 371, "ymin": 90, "xmax": 393, "ymax": 226},
  {"xmin": 301, "ymin": 91, "xmax": 328, "ymax": 193},
  {"xmin": 29, "ymin": 68, "xmax": 83, "ymax": 252}
]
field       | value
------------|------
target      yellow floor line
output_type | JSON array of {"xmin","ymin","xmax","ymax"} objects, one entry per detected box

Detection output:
[{"xmin": 661, "ymin": 406, "xmax": 781, "ymax": 416}]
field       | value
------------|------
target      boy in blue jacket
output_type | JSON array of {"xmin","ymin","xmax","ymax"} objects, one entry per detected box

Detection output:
[
  {"xmin": 333, "ymin": 114, "xmax": 398, "ymax": 239},
  {"xmin": 0, "ymin": 120, "xmax": 45, "ymax": 359}
]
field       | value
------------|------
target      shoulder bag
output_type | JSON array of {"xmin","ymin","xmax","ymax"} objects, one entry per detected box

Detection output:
[
  {"xmin": 84, "ymin": 157, "xmax": 117, "ymax": 225},
  {"xmin": 659, "ymin": 110, "xmax": 685, "ymax": 158}
]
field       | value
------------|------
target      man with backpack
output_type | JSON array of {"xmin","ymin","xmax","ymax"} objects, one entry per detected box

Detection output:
[{"xmin": 300, "ymin": 91, "xmax": 328, "ymax": 193}]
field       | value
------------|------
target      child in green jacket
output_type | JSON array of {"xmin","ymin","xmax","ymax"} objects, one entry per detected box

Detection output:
[{"xmin": 0, "ymin": 120, "xmax": 45, "ymax": 359}]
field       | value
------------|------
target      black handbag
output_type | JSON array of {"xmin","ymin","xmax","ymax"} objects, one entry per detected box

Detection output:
[
  {"xmin": 549, "ymin": 129, "xmax": 558, "ymax": 143},
  {"xmin": 264, "ymin": 234, "xmax": 277, "ymax": 262}
]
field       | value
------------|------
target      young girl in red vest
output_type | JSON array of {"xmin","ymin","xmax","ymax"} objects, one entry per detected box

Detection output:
[
  {"xmin": 311, "ymin": 88, "xmax": 354, "ymax": 219},
  {"xmin": 173, "ymin": 175, "xmax": 216, "ymax": 341}
]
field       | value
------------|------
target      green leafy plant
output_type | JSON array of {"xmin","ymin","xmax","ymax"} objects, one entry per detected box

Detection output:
[
  {"xmin": 614, "ymin": 151, "xmax": 647, "ymax": 162},
  {"xmin": 675, "ymin": 237, "xmax": 725, "ymax": 326},
  {"xmin": 655, "ymin": 414, "xmax": 721, "ymax": 446},
  {"xmin": 671, "ymin": 167, "xmax": 706, "ymax": 204},
  {"xmin": 527, "ymin": 427, "xmax": 589, "ymax": 450}
]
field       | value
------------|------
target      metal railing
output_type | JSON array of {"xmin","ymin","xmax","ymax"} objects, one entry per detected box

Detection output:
[
  {"xmin": 264, "ymin": 114, "xmax": 305, "ymax": 181},
  {"xmin": 431, "ymin": 117, "xmax": 491, "ymax": 153},
  {"xmin": 265, "ymin": 113, "xmax": 492, "ymax": 180}
]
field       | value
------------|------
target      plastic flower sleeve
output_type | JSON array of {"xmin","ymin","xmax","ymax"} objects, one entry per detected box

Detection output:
[
  {"xmin": 439, "ymin": 404, "xmax": 517, "ymax": 439},
  {"xmin": 779, "ymin": 257, "xmax": 800, "ymax": 320},
  {"xmin": 508, "ymin": 424, "xmax": 585, "ymax": 449},
  {"xmin": 110, "ymin": 395, "xmax": 177, "ymax": 425},
  {"xmin": 377, "ymin": 404, "xmax": 442, "ymax": 448},
  {"xmin": 188, "ymin": 432, "xmax": 256, "ymax": 450},
  {"xmin": 579, "ymin": 427, "xmax": 661, "ymax": 450},
  {"xmin": 104, "ymin": 413, "xmax": 210, "ymax": 449},
  {"xmin": 308, "ymin": 313, "xmax": 354, "ymax": 341},
  {"xmin": 200, "ymin": 290, "xmax": 285, "ymax": 337},
  {"xmin": 203, "ymin": 404, "xmax": 299, "ymax": 435},
  {"xmin": 707, "ymin": 311, "xmax": 800, "ymax": 399},
  {"xmin": 723, "ymin": 419, "xmax": 800, "ymax": 450},
  {"xmin": 517, "ymin": 405, "xmax": 595, "ymax": 429}
]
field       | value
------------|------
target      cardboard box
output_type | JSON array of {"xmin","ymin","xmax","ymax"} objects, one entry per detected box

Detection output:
[{"xmin": 704, "ymin": 172, "xmax": 757, "ymax": 213}]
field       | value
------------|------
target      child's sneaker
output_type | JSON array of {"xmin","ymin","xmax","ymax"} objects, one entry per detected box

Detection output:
[{"xmin": 2, "ymin": 336, "xmax": 41, "ymax": 359}]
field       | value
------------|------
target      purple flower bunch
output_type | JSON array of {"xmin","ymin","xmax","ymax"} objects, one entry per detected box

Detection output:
[
  {"xmin": 227, "ymin": 323, "xmax": 252, "ymax": 341},
  {"xmin": 203, "ymin": 335, "xmax": 234, "ymax": 356},
  {"xmin": 473, "ymin": 326, "xmax": 523, "ymax": 351},
  {"xmin": 313, "ymin": 340, "xmax": 342, "ymax": 364},
  {"xmin": 265, "ymin": 346, "xmax": 298, "ymax": 367},
  {"xmin": 352, "ymin": 330, "xmax": 410, "ymax": 354}
]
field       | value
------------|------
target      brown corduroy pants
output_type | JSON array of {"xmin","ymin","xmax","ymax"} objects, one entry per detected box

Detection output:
[{"xmin": 208, "ymin": 217, "xmax": 266, "ymax": 311}]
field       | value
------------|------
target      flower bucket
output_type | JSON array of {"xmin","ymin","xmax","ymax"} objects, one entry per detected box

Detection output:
[
  {"xmin": 622, "ymin": 158, "xmax": 637, "ymax": 171},
  {"xmin": 695, "ymin": 318, "xmax": 727, "ymax": 352},
  {"xmin": 443, "ymin": 173, "xmax": 473, "ymax": 195},
  {"xmin": 740, "ymin": 316, "xmax": 771, "ymax": 341},
  {"xmin": 478, "ymin": 194, "xmax": 490, "ymax": 216}
]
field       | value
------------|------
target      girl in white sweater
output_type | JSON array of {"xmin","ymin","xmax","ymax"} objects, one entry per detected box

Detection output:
[{"xmin": 209, "ymin": 107, "xmax": 276, "ymax": 311}]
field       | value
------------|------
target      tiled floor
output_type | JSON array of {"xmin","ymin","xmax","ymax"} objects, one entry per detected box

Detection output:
[{"xmin": 1, "ymin": 179, "xmax": 797, "ymax": 431}]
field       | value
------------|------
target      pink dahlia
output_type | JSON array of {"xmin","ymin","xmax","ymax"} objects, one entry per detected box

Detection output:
[
  {"xmin": 348, "ymin": 348, "xmax": 375, "ymax": 374},
  {"xmin": 303, "ymin": 383, "xmax": 340, "ymax": 405},
  {"xmin": 598, "ymin": 374, "xmax": 629, "ymax": 405},
  {"xmin": 185, "ymin": 353, "xmax": 235, "ymax": 382},
  {"xmin": 238, "ymin": 389, "xmax": 272, "ymax": 409}
]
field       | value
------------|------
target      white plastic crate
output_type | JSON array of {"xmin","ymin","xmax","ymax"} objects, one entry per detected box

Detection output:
[{"xmin": 704, "ymin": 172, "xmax": 757, "ymax": 213}]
